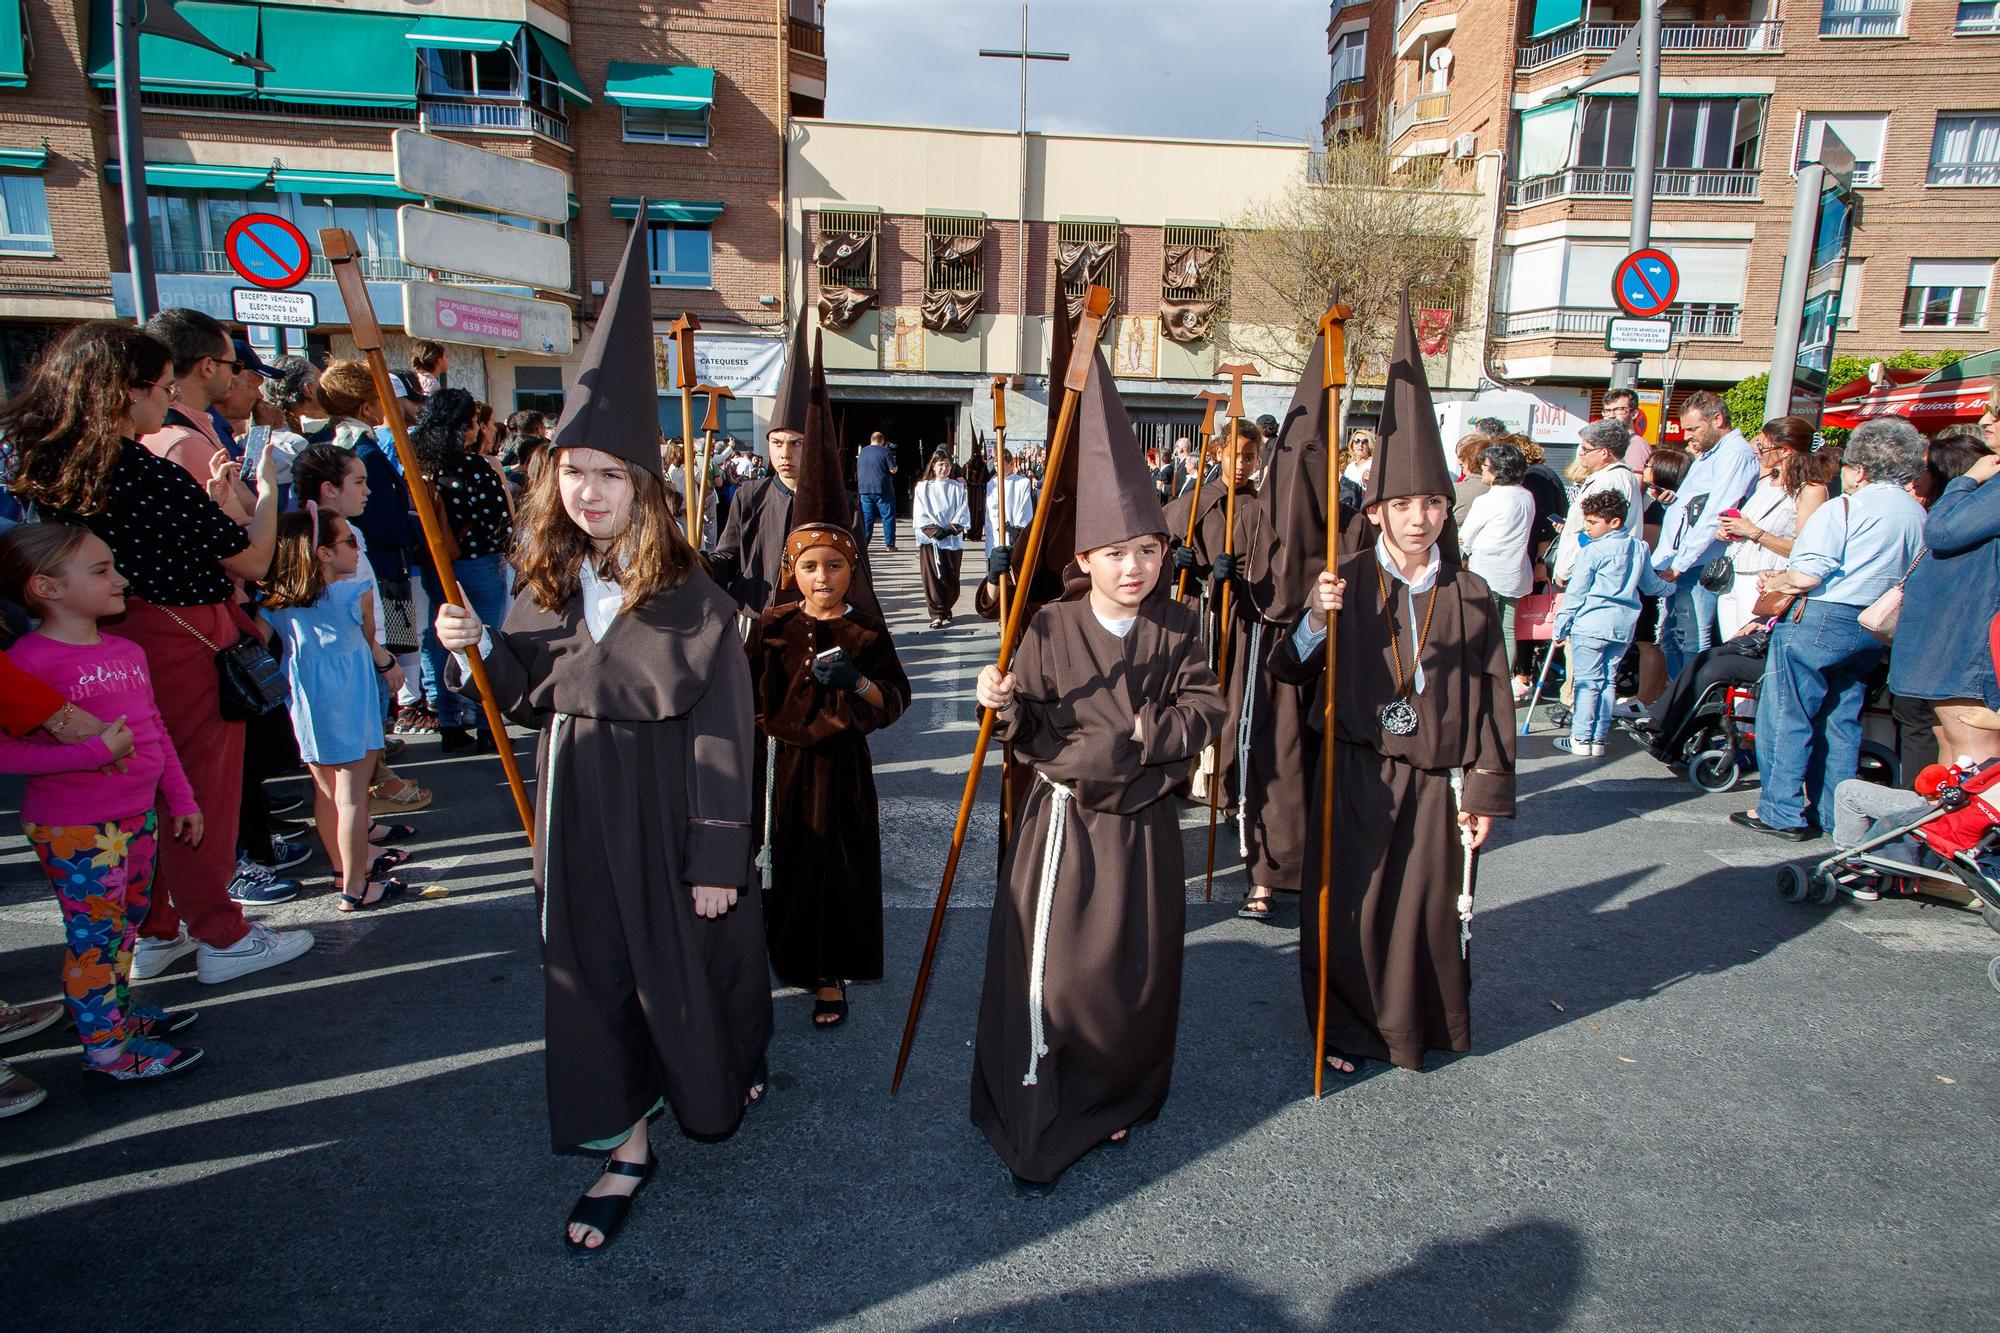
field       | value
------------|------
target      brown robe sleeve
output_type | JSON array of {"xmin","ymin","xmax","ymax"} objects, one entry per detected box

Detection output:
[
  {"xmin": 484, "ymin": 590, "xmax": 557, "ymax": 731},
  {"xmin": 1000, "ymin": 606, "xmax": 1068, "ymax": 764},
  {"xmin": 1458, "ymin": 578, "xmax": 1518, "ymax": 820},
  {"xmin": 682, "ymin": 614, "xmax": 757, "ymax": 888},
  {"xmin": 1136, "ymin": 625, "xmax": 1225, "ymax": 769}
]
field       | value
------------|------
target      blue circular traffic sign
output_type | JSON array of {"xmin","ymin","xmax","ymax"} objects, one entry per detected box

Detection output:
[
  {"xmin": 1614, "ymin": 248, "xmax": 1679, "ymax": 319},
  {"xmin": 223, "ymin": 213, "xmax": 313, "ymax": 290}
]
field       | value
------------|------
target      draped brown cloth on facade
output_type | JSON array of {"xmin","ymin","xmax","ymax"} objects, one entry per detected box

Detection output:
[
  {"xmin": 930, "ymin": 233, "xmax": 982, "ymax": 263},
  {"xmin": 1159, "ymin": 296, "xmax": 1218, "ymax": 343},
  {"xmin": 1162, "ymin": 243, "xmax": 1217, "ymax": 291},
  {"xmin": 812, "ymin": 231, "xmax": 874, "ymax": 269},
  {"xmin": 921, "ymin": 289, "xmax": 979, "ymax": 334},
  {"xmin": 1058, "ymin": 240, "xmax": 1115, "ymax": 322},
  {"xmin": 817, "ymin": 286, "xmax": 878, "ymax": 331}
]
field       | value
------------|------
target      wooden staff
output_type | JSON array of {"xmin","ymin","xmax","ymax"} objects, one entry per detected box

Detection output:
[
  {"xmin": 1174, "ymin": 388, "xmax": 1230, "ymax": 603},
  {"xmin": 320, "ymin": 228, "xmax": 535, "ymax": 844},
  {"xmin": 990, "ymin": 374, "xmax": 1016, "ymax": 852},
  {"xmin": 669, "ymin": 313, "xmax": 703, "ymax": 545},
  {"xmin": 1203, "ymin": 361, "xmax": 1259, "ymax": 902},
  {"xmin": 890, "ymin": 285, "xmax": 1113, "ymax": 1096},
  {"xmin": 696, "ymin": 381, "xmax": 734, "ymax": 542},
  {"xmin": 1313, "ymin": 302, "xmax": 1351, "ymax": 1100}
]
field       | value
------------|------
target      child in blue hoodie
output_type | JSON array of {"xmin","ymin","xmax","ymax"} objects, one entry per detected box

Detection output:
[{"xmin": 1552, "ymin": 490, "xmax": 1671, "ymax": 756}]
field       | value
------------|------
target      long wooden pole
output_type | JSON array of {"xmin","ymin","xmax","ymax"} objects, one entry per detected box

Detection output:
[
  {"xmin": 1313, "ymin": 303, "xmax": 1350, "ymax": 1099},
  {"xmin": 670, "ymin": 314, "xmax": 703, "ymax": 547},
  {"xmin": 1174, "ymin": 389, "xmax": 1227, "ymax": 604},
  {"xmin": 990, "ymin": 375, "xmax": 1014, "ymax": 852},
  {"xmin": 696, "ymin": 382, "xmax": 734, "ymax": 546},
  {"xmin": 1203, "ymin": 363, "xmax": 1258, "ymax": 901},
  {"xmin": 319, "ymin": 228, "xmax": 535, "ymax": 844},
  {"xmin": 890, "ymin": 285, "xmax": 1113, "ymax": 1096}
]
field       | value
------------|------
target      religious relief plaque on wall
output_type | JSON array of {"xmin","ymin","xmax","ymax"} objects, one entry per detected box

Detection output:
[
  {"xmin": 880, "ymin": 307, "xmax": 925, "ymax": 372},
  {"xmin": 1111, "ymin": 315, "xmax": 1159, "ymax": 378}
]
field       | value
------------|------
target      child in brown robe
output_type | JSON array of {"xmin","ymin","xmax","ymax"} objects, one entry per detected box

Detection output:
[{"xmin": 969, "ymin": 345, "xmax": 1226, "ymax": 1192}]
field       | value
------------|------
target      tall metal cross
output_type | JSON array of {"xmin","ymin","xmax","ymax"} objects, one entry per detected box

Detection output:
[{"xmin": 979, "ymin": 5, "xmax": 1068, "ymax": 386}]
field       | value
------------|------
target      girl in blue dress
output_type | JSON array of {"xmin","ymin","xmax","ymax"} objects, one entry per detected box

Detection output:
[{"xmin": 263, "ymin": 507, "xmax": 409, "ymax": 910}]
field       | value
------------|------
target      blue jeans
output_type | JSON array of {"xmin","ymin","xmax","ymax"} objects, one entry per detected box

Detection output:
[
  {"xmin": 418, "ymin": 554, "xmax": 511, "ymax": 729},
  {"xmin": 858, "ymin": 492, "xmax": 895, "ymax": 549},
  {"xmin": 1568, "ymin": 635, "xmax": 1622, "ymax": 743},
  {"xmin": 1755, "ymin": 600, "xmax": 1883, "ymax": 831},
  {"xmin": 1660, "ymin": 579, "xmax": 1719, "ymax": 681}
]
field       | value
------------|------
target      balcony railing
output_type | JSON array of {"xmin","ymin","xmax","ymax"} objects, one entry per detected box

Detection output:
[
  {"xmin": 1493, "ymin": 304, "xmax": 1742, "ymax": 340},
  {"xmin": 156, "ymin": 248, "xmax": 418, "ymax": 282},
  {"xmin": 1323, "ymin": 78, "xmax": 1366, "ymax": 121},
  {"xmin": 420, "ymin": 99, "xmax": 569, "ymax": 145},
  {"xmin": 1517, "ymin": 20, "xmax": 1784, "ymax": 71},
  {"xmin": 789, "ymin": 17, "xmax": 826, "ymax": 56},
  {"xmin": 1389, "ymin": 89, "xmax": 1450, "ymax": 141},
  {"xmin": 1507, "ymin": 166, "xmax": 1762, "ymax": 206}
]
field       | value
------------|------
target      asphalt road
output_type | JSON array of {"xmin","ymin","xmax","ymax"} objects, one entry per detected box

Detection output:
[{"xmin": 2, "ymin": 543, "xmax": 1996, "ymax": 1331}]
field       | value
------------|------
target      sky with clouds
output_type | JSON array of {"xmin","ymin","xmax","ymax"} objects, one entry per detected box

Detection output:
[{"xmin": 822, "ymin": 0, "xmax": 1329, "ymax": 144}]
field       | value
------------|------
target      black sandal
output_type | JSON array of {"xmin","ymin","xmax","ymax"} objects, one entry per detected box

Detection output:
[
  {"xmin": 564, "ymin": 1154, "xmax": 656, "ymax": 1255},
  {"xmin": 338, "ymin": 875, "xmax": 409, "ymax": 912},
  {"xmin": 811, "ymin": 979, "xmax": 848, "ymax": 1029},
  {"xmin": 370, "ymin": 822, "xmax": 417, "ymax": 846},
  {"xmin": 1237, "ymin": 894, "xmax": 1274, "ymax": 922},
  {"xmin": 370, "ymin": 848, "xmax": 411, "ymax": 878},
  {"xmin": 744, "ymin": 1054, "xmax": 770, "ymax": 1110}
]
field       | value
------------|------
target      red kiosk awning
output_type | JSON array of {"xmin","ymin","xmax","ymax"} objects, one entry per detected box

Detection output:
[{"xmin": 1822, "ymin": 350, "xmax": 1999, "ymax": 430}]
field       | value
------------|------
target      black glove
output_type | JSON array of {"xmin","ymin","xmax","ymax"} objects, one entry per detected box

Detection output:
[
  {"xmin": 946, "ymin": 524, "xmax": 965, "ymax": 538},
  {"xmin": 921, "ymin": 524, "xmax": 945, "ymax": 541},
  {"xmin": 1210, "ymin": 552, "xmax": 1239, "ymax": 586},
  {"xmin": 987, "ymin": 548, "xmax": 1011, "ymax": 580},
  {"xmin": 812, "ymin": 653, "xmax": 863, "ymax": 693},
  {"xmin": 1170, "ymin": 545, "xmax": 1199, "ymax": 573}
]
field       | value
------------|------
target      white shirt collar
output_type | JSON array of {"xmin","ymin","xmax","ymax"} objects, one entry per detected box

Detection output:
[
  {"xmin": 1374, "ymin": 534, "xmax": 1440, "ymax": 595},
  {"xmin": 579, "ymin": 558, "xmax": 623, "ymax": 643}
]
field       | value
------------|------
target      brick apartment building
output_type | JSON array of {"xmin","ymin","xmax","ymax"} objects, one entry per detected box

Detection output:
[
  {"xmin": 789, "ymin": 118, "xmax": 1357, "ymax": 480},
  {"xmin": 1323, "ymin": 0, "xmax": 2000, "ymax": 439},
  {"xmin": 0, "ymin": 0, "xmax": 828, "ymax": 435}
]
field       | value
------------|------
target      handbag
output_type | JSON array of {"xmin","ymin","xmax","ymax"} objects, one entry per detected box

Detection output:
[
  {"xmin": 376, "ymin": 577, "xmax": 421, "ymax": 655},
  {"xmin": 1698, "ymin": 554, "xmax": 1735, "ymax": 592},
  {"xmin": 157, "ymin": 603, "xmax": 290, "ymax": 721},
  {"xmin": 1858, "ymin": 546, "xmax": 1927, "ymax": 644}
]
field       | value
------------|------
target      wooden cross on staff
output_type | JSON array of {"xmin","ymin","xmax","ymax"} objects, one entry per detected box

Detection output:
[
  {"xmin": 318, "ymin": 227, "xmax": 535, "ymax": 843},
  {"xmin": 668, "ymin": 313, "xmax": 704, "ymax": 545},
  {"xmin": 1174, "ymin": 388, "xmax": 1231, "ymax": 603},
  {"xmin": 1202, "ymin": 360, "xmax": 1259, "ymax": 902},
  {"xmin": 989, "ymin": 373, "xmax": 1011, "ymax": 612},
  {"xmin": 694, "ymin": 382, "xmax": 734, "ymax": 547},
  {"xmin": 1313, "ymin": 301, "xmax": 1351, "ymax": 1101}
]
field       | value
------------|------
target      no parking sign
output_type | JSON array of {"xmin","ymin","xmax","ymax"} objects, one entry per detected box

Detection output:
[{"xmin": 223, "ymin": 213, "xmax": 313, "ymax": 290}]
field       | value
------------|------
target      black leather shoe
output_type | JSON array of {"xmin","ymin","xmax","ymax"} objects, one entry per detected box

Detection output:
[{"xmin": 1730, "ymin": 811, "xmax": 1814, "ymax": 842}]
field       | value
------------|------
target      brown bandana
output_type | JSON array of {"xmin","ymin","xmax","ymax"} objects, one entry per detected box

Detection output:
[{"xmin": 782, "ymin": 524, "xmax": 861, "ymax": 583}]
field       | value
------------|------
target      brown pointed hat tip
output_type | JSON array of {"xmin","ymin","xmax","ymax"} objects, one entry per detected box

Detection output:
[
  {"xmin": 1362, "ymin": 290, "xmax": 1456, "ymax": 508},
  {"xmin": 1070, "ymin": 345, "xmax": 1168, "ymax": 554},
  {"xmin": 767, "ymin": 310, "xmax": 812, "ymax": 438},
  {"xmin": 549, "ymin": 199, "xmax": 664, "ymax": 479}
]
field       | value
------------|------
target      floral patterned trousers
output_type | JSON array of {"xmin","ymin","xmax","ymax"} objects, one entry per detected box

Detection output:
[{"xmin": 24, "ymin": 813, "xmax": 158, "ymax": 1068}]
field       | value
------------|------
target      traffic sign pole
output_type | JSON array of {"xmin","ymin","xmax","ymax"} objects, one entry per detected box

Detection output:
[{"xmin": 1609, "ymin": 0, "xmax": 1664, "ymax": 394}]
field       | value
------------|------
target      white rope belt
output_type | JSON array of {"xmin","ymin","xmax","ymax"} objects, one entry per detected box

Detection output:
[
  {"xmin": 754, "ymin": 735, "xmax": 777, "ymax": 890},
  {"xmin": 540, "ymin": 714, "xmax": 568, "ymax": 944},
  {"xmin": 1023, "ymin": 771, "xmax": 1076, "ymax": 1087},
  {"xmin": 1449, "ymin": 769, "xmax": 1474, "ymax": 958},
  {"xmin": 1235, "ymin": 619, "xmax": 1264, "ymax": 859}
]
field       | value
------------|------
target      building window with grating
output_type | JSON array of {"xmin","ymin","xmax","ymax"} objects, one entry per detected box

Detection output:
[
  {"xmin": 1160, "ymin": 222, "xmax": 1222, "ymax": 343},
  {"xmin": 815, "ymin": 207, "xmax": 881, "ymax": 330},
  {"xmin": 1057, "ymin": 217, "xmax": 1119, "ymax": 323},
  {"xmin": 921, "ymin": 211, "xmax": 984, "ymax": 333}
]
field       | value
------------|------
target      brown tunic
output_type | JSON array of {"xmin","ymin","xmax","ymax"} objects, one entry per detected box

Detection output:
[
  {"xmin": 747, "ymin": 604, "xmax": 910, "ymax": 988},
  {"xmin": 482, "ymin": 569, "xmax": 772, "ymax": 1150},
  {"xmin": 971, "ymin": 596, "xmax": 1226, "ymax": 1182},
  {"xmin": 1273, "ymin": 544, "xmax": 1516, "ymax": 1071},
  {"xmin": 709, "ymin": 473, "xmax": 794, "ymax": 615}
]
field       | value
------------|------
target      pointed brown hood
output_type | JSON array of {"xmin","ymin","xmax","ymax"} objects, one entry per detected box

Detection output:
[
  {"xmin": 550, "ymin": 201, "xmax": 663, "ymax": 478},
  {"xmin": 1363, "ymin": 291, "xmax": 1456, "ymax": 507},
  {"xmin": 783, "ymin": 330, "xmax": 881, "ymax": 617},
  {"xmin": 1262, "ymin": 331, "xmax": 1333, "ymax": 623},
  {"xmin": 767, "ymin": 311, "xmax": 812, "ymax": 437},
  {"xmin": 1071, "ymin": 345, "xmax": 1167, "ymax": 554}
]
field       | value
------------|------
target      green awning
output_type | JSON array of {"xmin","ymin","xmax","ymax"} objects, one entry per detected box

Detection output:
[
  {"xmin": 527, "ymin": 27, "xmax": 591, "ymax": 107},
  {"xmin": 405, "ymin": 18, "xmax": 518, "ymax": 52},
  {"xmin": 106, "ymin": 161, "xmax": 270, "ymax": 190},
  {"xmin": 86, "ymin": 0, "xmax": 260, "ymax": 95},
  {"xmin": 603, "ymin": 62, "xmax": 715, "ymax": 109},
  {"xmin": 106, "ymin": 161, "xmax": 412, "ymax": 200},
  {"xmin": 1529, "ymin": 0, "xmax": 1585, "ymax": 39},
  {"xmin": 0, "ymin": 146, "xmax": 48, "ymax": 171},
  {"xmin": 610, "ymin": 198, "xmax": 725, "ymax": 224},
  {"xmin": 0, "ymin": 0, "xmax": 26, "ymax": 89},
  {"xmin": 258, "ymin": 7, "xmax": 417, "ymax": 107},
  {"xmin": 272, "ymin": 169, "xmax": 416, "ymax": 201}
]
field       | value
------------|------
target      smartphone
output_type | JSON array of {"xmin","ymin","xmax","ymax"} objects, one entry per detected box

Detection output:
[
  {"xmin": 1719, "ymin": 506, "xmax": 1742, "ymax": 540},
  {"xmin": 813, "ymin": 647, "xmax": 848, "ymax": 669},
  {"xmin": 241, "ymin": 424, "xmax": 272, "ymax": 476}
]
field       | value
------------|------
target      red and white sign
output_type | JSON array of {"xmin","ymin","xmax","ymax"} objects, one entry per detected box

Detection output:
[{"xmin": 1822, "ymin": 375, "xmax": 1996, "ymax": 429}]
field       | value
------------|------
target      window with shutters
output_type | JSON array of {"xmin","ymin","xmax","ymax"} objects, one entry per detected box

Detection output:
[
  {"xmin": 1162, "ymin": 223, "xmax": 1222, "ymax": 301},
  {"xmin": 815, "ymin": 207, "xmax": 880, "ymax": 291},
  {"xmin": 1902, "ymin": 259, "xmax": 1992, "ymax": 328},
  {"xmin": 1057, "ymin": 217, "xmax": 1120, "ymax": 315}
]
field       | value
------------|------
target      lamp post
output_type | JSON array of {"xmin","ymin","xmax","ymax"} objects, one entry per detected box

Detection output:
[
  {"xmin": 109, "ymin": 0, "xmax": 273, "ymax": 323},
  {"xmin": 979, "ymin": 4, "xmax": 1067, "ymax": 384}
]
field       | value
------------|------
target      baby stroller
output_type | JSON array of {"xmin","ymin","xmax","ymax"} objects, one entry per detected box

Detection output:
[{"xmin": 1777, "ymin": 758, "xmax": 2000, "ymax": 958}]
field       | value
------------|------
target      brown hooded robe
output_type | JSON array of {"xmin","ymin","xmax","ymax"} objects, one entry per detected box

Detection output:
[{"xmin": 971, "ymin": 596, "xmax": 1225, "ymax": 1181}]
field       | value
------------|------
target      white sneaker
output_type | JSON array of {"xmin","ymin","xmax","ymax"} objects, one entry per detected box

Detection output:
[
  {"xmin": 196, "ymin": 923, "xmax": 315, "ymax": 985},
  {"xmin": 130, "ymin": 929, "xmax": 199, "ymax": 982},
  {"xmin": 1611, "ymin": 698, "xmax": 1645, "ymax": 720}
]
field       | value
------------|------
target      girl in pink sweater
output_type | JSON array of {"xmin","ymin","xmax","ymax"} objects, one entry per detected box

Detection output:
[{"xmin": 0, "ymin": 523, "xmax": 205, "ymax": 1084}]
